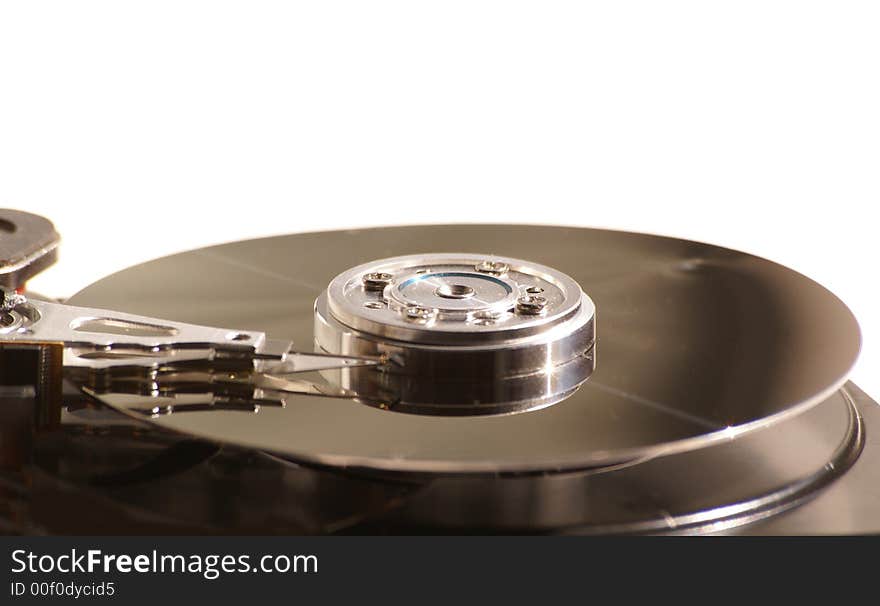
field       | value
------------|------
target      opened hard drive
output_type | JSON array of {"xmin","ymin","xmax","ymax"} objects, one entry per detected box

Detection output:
[{"xmin": 1, "ymin": 209, "xmax": 877, "ymax": 535}]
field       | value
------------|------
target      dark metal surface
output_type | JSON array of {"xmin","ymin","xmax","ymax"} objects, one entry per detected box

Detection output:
[
  {"xmin": 0, "ymin": 209, "xmax": 60, "ymax": 289},
  {"xmin": 731, "ymin": 382, "xmax": 880, "ymax": 535},
  {"xmin": 354, "ymin": 387, "xmax": 867, "ymax": 533},
  {"xmin": 69, "ymin": 225, "xmax": 862, "ymax": 474},
  {"xmin": 2, "ymin": 380, "xmax": 876, "ymax": 534}
]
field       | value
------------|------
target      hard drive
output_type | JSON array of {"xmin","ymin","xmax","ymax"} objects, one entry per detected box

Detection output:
[{"xmin": 1, "ymin": 209, "xmax": 877, "ymax": 534}]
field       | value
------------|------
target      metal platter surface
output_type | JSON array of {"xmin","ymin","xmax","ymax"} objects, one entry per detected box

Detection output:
[{"xmin": 69, "ymin": 225, "xmax": 861, "ymax": 474}]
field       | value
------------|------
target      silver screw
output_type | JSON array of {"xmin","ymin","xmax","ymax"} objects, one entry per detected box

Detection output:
[
  {"xmin": 362, "ymin": 272, "xmax": 393, "ymax": 291},
  {"xmin": 515, "ymin": 294, "xmax": 548, "ymax": 315},
  {"xmin": 474, "ymin": 260, "xmax": 509, "ymax": 275},
  {"xmin": 403, "ymin": 305, "xmax": 437, "ymax": 323}
]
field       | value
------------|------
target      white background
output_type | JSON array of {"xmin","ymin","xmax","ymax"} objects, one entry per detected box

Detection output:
[{"xmin": 1, "ymin": 2, "xmax": 877, "ymax": 397}]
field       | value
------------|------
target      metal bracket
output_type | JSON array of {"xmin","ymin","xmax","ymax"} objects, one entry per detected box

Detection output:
[{"xmin": 0, "ymin": 209, "xmax": 60, "ymax": 289}]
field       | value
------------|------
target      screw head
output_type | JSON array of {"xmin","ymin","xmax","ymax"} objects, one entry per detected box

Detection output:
[
  {"xmin": 515, "ymin": 294, "xmax": 548, "ymax": 315},
  {"xmin": 474, "ymin": 260, "xmax": 509, "ymax": 275},
  {"xmin": 0, "ymin": 290, "xmax": 26, "ymax": 312},
  {"xmin": 402, "ymin": 305, "xmax": 437, "ymax": 323},
  {"xmin": 362, "ymin": 272, "xmax": 394, "ymax": 291}
]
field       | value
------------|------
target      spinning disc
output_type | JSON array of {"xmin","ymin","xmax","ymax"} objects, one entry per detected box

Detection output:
[{"xmin": 71, "ymin": 225, "xmax": 861, "ymax": 474}]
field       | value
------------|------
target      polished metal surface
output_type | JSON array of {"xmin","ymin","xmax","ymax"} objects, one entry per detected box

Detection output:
[
  {"xmin": 324, "ymin": 253, "xmax": 589, "ymax": 343},
  {"xmin": 364, "ymin": 388, "xmax": 864, "ymax": 533},
  {"xmin": 0, "ymin": 292, "xmax": 380, "ymax": 408},
  {"xmin": 315, "ymin": 252, "xmax": 595, "ymax": 415},
  {"xmin": 6, "ymin": 380, "xmax": 877, "ymax": 534},
  {"xmin": 70, "ymin": 225, "xmax": 862, "ymax": 474},
  {"xmin": 730, "ymin": 382, "xmax": 880, "ymax": 535},
  {"xmin": 15, "ymin": 407, "xmax": 413, "ymax": 534},
  {"xmin": 0, "ymin": 293, "xmax": 267, "ymax": 367},
  {"xmin": 0, "ymin": 209, "xmax": 60, "ymax": 289}
]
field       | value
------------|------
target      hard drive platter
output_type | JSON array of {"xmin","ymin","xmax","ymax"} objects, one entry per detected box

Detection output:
[{"xmin": 1, "ymin": 212, "xmax": 878, "ymax": 534}]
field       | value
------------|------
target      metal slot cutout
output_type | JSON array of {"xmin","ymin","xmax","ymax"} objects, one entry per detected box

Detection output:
[{"xmin": 70, "ymin": 317, "xmax": 180, "ymax": 338}]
